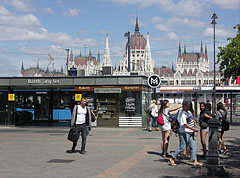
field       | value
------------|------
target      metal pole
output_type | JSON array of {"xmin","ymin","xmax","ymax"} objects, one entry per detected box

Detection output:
[
  {"xmin": 213, "ymin": 22, "xmax": 216, "ymax": 114},
  {"xmin": 127, "ymin": 32, "xmax": 131, "ymax": 72}
]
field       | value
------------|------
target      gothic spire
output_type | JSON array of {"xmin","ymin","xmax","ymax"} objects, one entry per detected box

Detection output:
[
  {"xmin": 80, "ymin": 48, "xmax": 82, "ymax": 57},
  {"xmin": 200, "ymin": 41, "xmax": 204, "ymax": 57},
  {"xmin": 205, "ymin": 43, "xmax": 208, "ymax": 61},
  {"xmin": 37, "ymin": 60, "xmax": 39, "ymax": 69},
  {"xmin": 178, "ymin": 41, "xmax": 181, "ymax": 58},
  {"xmin": 172, "ymin": 61, "xmax": 175, "ymax": 72},
  {"xmin": 89, "ymin": 48, "xmax": 92, "ymax": 57},
  {"xmin": 21, "ymin": 61, "xmax": 24, "ymax": 71},
  {"xmin": 97, "ymin": 51, "xmax": 100, "ymax": 64},
  {"xmin": 70, "ymin": 50, "xmax": 73, "ymax": 61},
  {"xmin": 103, "ymin": 34, "xmax": 111, "ymax": 66},
  {"xmin": 135, "ymin": 17, "xmax": 139, "ymax": 32}
]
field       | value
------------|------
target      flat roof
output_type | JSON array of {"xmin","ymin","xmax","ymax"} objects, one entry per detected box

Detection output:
[{"xmin": 0, "ymin": 75, "xmax": 150, "ymax": 88}]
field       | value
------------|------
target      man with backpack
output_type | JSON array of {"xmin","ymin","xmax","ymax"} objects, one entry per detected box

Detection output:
[{"xmin": 169, "ymin": 101, "xmax": 202, "ymax": 166}]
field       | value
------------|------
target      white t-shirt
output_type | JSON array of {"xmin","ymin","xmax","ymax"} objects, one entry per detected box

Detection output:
[
  {"xmin": 161, "ymin": 108, "xmax": 171, "ymax": 131},
  {"xmin": 150, "ymin": 104, "xmax": 158, "ymax": 117},
  {"xmin": 179, "ymin": 111, "xmax": 193, "ymax": 133},
  {"xmin": 75, "ymin": 105, "xmax": 87, "ymax": 124}
]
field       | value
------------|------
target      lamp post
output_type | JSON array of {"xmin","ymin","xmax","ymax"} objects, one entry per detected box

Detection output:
[
  {"xmin": 211, "ymin": 12, "xmax": 217, "ymax": 114},
  {"xmin": 124, "ymin": 31, "xmax": 131, "ymax": 72}
]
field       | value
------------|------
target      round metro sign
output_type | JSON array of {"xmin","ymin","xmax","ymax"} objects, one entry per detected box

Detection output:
[{"xmin": 147, "ymin": 74, "xmax": 161, "ymax": 88}]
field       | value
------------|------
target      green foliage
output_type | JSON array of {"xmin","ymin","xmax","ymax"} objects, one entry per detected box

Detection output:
[{"xmin": 217, "ymin": 24, "xmax": 240, "ymax": 81}]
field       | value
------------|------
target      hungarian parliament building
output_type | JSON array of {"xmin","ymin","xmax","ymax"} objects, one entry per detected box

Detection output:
[{"xmin": 20, "ymin": 18, "xmax": 237, "ymax": 87}]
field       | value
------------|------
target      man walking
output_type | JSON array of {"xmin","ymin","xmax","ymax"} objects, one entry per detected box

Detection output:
[
  {"xmin": 70, "ymin": 96, "xmax": 93, "ymax": 154},
  {"xmin": 169, "ymin": 101, "xmax": 202, "ymax": 166}
]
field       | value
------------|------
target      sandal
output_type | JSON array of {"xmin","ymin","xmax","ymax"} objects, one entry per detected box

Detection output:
[
  {"xmin": 193, "ymin": 161, "xmax": 203, "ymax": 167},
  {"xmin": 168, "ymin": 158, "xmax": 177, "ymax": 166}
]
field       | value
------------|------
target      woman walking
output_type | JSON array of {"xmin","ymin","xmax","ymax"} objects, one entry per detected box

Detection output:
[
  {"xmin": 217, "ymin": 102, "xmax": 229, "ymax": 154},
  {"xmin": 159, "ymin": 100, "xmax": 181, "ymax": 157},
  {"xmin": 199, "ymin": 102, "xmax": 213, "ymax": 157}
]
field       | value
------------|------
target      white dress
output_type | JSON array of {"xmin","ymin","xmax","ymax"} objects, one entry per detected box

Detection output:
[{"xmin": 160, "ymin": 108, "xmax": 171, "ymax": 131}]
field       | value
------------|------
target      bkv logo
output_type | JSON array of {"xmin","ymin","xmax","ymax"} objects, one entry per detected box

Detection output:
[{"xmin": 147, "ymin": 74, "xmax": 161, "ymax": 88}]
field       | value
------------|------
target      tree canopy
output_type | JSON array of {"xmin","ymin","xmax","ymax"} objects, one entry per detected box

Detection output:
[{"xmin": 217, "ymin": 24, "xmax": 240, "ymax": 81}]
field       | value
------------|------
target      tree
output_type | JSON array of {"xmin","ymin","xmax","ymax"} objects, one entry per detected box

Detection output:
[{"xmin": 217, "ymin": 24, "xmax": 240, "ymax": 81}]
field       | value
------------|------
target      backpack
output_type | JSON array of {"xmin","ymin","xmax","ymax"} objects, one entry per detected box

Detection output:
[
  {"xmin": 171, "ymin": 110, "xmax": 180, "ymax": 134},
  {"xmin": 219, "ymin": 110, "xmax": 229, "ymax": 131}
]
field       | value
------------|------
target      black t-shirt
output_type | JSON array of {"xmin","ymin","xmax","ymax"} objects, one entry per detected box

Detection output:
[{"xmin": 199, "ymin": 110, "xmax": 211, "ymax": 124}]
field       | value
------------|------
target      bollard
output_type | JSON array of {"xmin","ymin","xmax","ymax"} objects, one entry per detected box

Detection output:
[
  {"xmin": 200, "ymin": 115, "xmax": 228, "ymax": 176},
  {"xmin": 206, "ymin": 116, "xmax": 220, "ymax": 165}
]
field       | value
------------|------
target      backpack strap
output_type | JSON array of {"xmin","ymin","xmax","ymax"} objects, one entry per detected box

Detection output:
[{"xmin": 74, "ymin": 105, "xmax": 78, "ymax": 125}]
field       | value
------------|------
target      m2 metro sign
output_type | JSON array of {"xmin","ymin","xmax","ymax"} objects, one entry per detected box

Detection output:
[{"xmin": 147, "ymin": 74, "xmax": 161, "ymax": 88}]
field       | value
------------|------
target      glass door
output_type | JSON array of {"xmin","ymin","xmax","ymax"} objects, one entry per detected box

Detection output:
[{"xmin": 96, "ymin": 93, "xmax": 119, "ymax": 127}]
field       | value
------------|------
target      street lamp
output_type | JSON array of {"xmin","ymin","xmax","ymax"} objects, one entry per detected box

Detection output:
[
  {"xmin": 211, "ymin": 12, "xmax": 217, "ymax": 114},
  {"xmin": 124, "ymin": 32, "xmax": 131, "ymax": 72}
]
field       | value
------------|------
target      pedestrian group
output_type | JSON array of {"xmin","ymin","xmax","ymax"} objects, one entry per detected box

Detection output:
[{"xmin": 147, "ymin": 99, "xmax": 229, "ymax": 167}]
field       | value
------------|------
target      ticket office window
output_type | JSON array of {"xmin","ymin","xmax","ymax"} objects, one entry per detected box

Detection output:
[{"xmin": 15, "ymin": 92, "xmax": 34, "ymax": 109}]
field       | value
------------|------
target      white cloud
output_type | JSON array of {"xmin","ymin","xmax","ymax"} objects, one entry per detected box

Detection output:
[
  {"xmin": 0, "ymin": 5, "xmax": 10, "ymax": 15},
  {"xmin": 43, "ymin": 7, "xmax": 53, "ymax": 14},
  {"xmin": 0, "ymin": 6, "xmax": 96, "ymax": 47},
  {"xmin": 203, "ymin": 26, "xmax": 235, "ymax": 39},
  {"xmin": 9, "ymin": 0, "xmax": 33, "ymax": 12},
  {"xmin": 0, "ymin": 13, "xmax": 41, "ymax": 26},
  {"xmin": 208, "ymin": 0, "xmax": 239, "ymax": 10},
  {"xmin": 151, "ymin": 16, "xmax": 163, "ymax": 24},
  {"xmin": 112, "ymin": 0, "xmax": 203, "ymax": 17},
  {"xmin": 155, "ymin": 24, "xmax": 170, "ymax": 32},
  {"xmin": 168, "ymin": 32, "xmax": 179, "ymax": 40},
  {"xmin": 62, "ymin": 8, "xmax": 80, "ymax": 16}
]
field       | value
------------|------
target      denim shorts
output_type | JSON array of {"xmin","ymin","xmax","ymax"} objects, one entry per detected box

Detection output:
[
  {"xmin": 200, "ymin": 127, "xmax": 209, "ymax": 132},
  {"xmin": 218, "ymin": 125, "xmax": 222, "ymax": 132}
]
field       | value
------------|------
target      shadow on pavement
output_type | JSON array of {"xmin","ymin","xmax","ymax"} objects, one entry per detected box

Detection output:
[{"xmin": 221, "ymin": 138, "xmax": 240, "ymax": 170}]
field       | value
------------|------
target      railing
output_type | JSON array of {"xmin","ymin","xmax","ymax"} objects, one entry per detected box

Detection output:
[{"xmin": 119, "ymin": 117, "xmax": 142, "ymax": 127}]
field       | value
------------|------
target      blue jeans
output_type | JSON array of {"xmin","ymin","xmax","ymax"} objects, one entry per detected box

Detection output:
[
  {"xmin": 149, "ymin": 116, "xmax": 158, "ymax": 128},
  {"xmin": 172, "ymin": 132, "xmax": 197, "ymax": 161}
]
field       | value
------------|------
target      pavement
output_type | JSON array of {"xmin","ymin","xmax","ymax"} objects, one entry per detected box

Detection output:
[{"xmin": 0, "ymin": 123, "xmax": 239, "ymax": 178}]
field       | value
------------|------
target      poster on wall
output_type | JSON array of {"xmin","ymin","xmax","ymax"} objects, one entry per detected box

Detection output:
[
  {"xmin": 86, "ymin": 97, "xmax": 95, "ymax": 110},
  {"xmin": 125, "ymin": 97, "xmax": 136, "ymax": 116}
]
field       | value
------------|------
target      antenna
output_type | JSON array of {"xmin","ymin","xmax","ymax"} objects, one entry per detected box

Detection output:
[{"xmin": 48, "ymin": 53, "xmax": 54, "ymax": 71}]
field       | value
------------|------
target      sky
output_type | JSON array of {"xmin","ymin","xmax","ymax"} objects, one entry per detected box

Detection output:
[{"xmin": 0, "ymin": 0, "xmax": 239, "ymax": 76}]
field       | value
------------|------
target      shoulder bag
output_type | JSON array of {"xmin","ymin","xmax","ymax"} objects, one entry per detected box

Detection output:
[{"xmin": 67, "ymin": 105, "xmax": 78, "ymax": 142}]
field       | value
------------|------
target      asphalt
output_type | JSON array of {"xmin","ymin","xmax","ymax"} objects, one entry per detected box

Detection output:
[{"xmin": 0, "ymin": 122, "xmax": 239, "ymax": 178}]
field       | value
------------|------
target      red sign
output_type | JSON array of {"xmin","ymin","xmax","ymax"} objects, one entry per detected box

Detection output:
[{"xmin": 236, "ymin": 76, "xmax": 240, "ymax": 85}]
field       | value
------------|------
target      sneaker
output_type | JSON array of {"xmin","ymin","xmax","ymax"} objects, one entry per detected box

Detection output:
[
  {"xmin": 155, "ymin": 128, "xmax": 159, "ymax": 131},
  {"xmin": 223, "ymin": 149, "xmax": 229, "ymax": 155},
  {"xmin": 80, "ymin": 150, "xmax": 87, "ymax": 155},
  {"xmin": 148, "ymin": 128, "xmax": 152, "ymax": 132}
]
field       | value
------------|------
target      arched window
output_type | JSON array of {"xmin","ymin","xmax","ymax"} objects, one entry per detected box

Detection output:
[
  {"xmin": 199, "ymin": 80, "xmax": 201, "ymax": 85},
  {"xmin": 189, "ymin": 69, "xmax": 192, "ymax": 75},
  {"xmin": 176, "ymin": 80, "xmax": 179, "ymax": 85}
]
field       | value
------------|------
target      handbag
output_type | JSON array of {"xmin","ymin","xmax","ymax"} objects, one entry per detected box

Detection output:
[
  {"xmin": 157, "ymin": 114, "xmax": 164, "ymax": 125},
  {"xmin": 67, "ymin": 128, "xmax": 78, "ymax": 142},
  {"xmin": 67, "ymin": 105, "xmax": 78, "ymax": 142}
]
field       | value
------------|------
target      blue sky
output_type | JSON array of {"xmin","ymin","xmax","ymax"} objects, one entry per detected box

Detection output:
[{"xmin": 0, "ymin": 0, "xmax": 239, "ymax": 76}]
